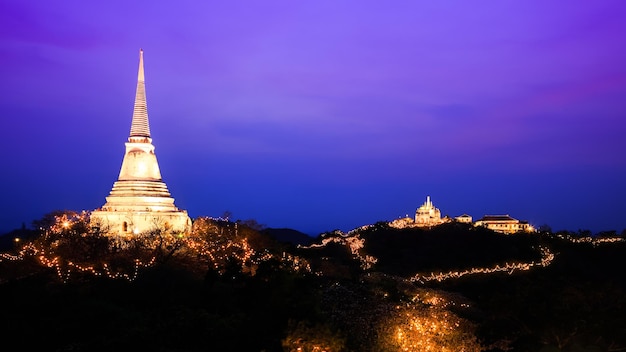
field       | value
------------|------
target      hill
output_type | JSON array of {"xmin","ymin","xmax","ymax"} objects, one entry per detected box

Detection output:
[
  {"xmin": 261, "ymin": 227, "xmax": 313, "ymax": 246},
  {"xmin": 1, "ymin": 216, "xmax": 625, "ymax": 351}
]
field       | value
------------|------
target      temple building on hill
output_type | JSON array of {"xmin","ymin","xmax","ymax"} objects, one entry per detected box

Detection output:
[
  {"xmin": 389, "ymin": 196, "xmax": 446, "ymax": 229},
  {"xmin": 90, "ymin": 50, "xmax": 191, "ymax": 235},
  {"xmin": 414, "ymin": 196, "xmax": 443, "ymax": 227},
  {"xmin": 474, "ymin": 215, "xmax": 534, "ymax": 234},
  {"xmin": 388, "ymin": 196, "xmax": 534, "ymax": 233}
]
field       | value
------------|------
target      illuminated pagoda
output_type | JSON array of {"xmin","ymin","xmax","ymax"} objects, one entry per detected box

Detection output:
[
  {"xmin": 91, "ymin": 50, "xmax": 191, "ymax": 235},
  {"xmin": 414, "ymin": 195, "xmax": 443, "ymax": 227},
  {"xmin": 388, "ymin": 195, "xmax": 446, "ymax": 229}
]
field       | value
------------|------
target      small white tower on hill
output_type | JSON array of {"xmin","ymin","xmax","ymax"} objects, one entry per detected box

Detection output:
[{"xmin": 414, "ymin": 195, "xmax": 442, "ymax": 227}]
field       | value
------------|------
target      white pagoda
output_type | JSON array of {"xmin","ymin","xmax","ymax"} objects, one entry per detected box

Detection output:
[
  {"xmin": 90, "ymin": 50, "xmax": 191, "ymax": 235},
  {"xmin": 414, "ymin": 196, "xmax": 442, "ymax": 227}
]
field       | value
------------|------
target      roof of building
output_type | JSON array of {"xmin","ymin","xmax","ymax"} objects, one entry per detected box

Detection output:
[{"xmin": 476, "ymin": 214, "xmax": 518, "ymax": 222}]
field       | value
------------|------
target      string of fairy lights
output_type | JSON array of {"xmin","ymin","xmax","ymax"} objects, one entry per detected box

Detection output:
[
  {"xmin": 408, "ymin": 246, "xmax": 555, "ymax": 284},
  {"xmin": 189, "ymin": 216, "xmax": 310, "ymax": 274},
  {"xmin": 0, "ymin": 240, "xmax": 159, "ymax": 283},
  {"xmin": 555, "ymin": 234, "xmax": 625, "ymax": 246},
  {"xmin": 300, "ymin": 234, "xmax": 378, "ymax": 270},
  {"xmin": 301, "ymin": 227, "xmax": 624, "ymax": 284},
  {"xmin": 410, "ymin": 291, "xmax": 471, "ymax": 310},
  {"xmin": 0, "ymin": 214, "xmax": 311, "ymax": 283},
  {"xmin": 1, "ymin": 212, "xmax": 623, "ymax": 284},
  {"xmin": 391, "ymin": 305, "xmax": 480, "ymax": 352}
]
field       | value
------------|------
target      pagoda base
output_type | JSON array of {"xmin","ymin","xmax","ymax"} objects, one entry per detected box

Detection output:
[{"xmin": 90, "ymin": 209, "xmax": 191, "ymax": 235}]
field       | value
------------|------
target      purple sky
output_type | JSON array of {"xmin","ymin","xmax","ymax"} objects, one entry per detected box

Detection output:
[{"xmin": 1, "ymin": 1, "xmax": 625, "ymax": 234}]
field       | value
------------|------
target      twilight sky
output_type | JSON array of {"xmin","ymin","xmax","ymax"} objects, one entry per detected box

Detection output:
[{"xmin": 1, "ymin": 1, "xmax": 625, "ymax": 235}]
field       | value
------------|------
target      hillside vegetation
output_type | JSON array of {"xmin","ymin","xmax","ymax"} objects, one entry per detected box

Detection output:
[{"xmin": 0, "ymin": 213, "xmax": 625, "ymax": 351}]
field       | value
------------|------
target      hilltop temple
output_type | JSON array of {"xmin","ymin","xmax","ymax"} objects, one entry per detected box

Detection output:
[
  {"xmin": 389, "ymin": 196, "xmax": 534, "ymax": 234},
  {"xmin": 389, "ymin": 196, "xmax": 444, "ymax": 228},
  {"xmin": 414, "ymin": 196, "xmax": 443, "ymax": 227},
  {"xmin": 90, "ymin": 50, "xmax": 191, "ymax": 235}
]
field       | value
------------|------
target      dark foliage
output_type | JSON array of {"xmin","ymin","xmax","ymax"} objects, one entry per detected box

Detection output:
[
  {"xmin": 2, "ymin": 215, "xmax": 626, "ymax": 351},
  {"xmin": 0, "ymin": 262, "xmax": 325, "ymax": 351},
  {"xmin": 437, "ymin": 237, "xmax": 626, "ymax": 351},
  {"xmin": 359, "ymin": 222, "xmax": 543, "ymax": 275}
]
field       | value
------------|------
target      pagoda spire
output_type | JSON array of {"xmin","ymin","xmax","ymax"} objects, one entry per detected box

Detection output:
[{"xmin": 129, "ymin": 49, "xmax": 151, "ymax": 138}]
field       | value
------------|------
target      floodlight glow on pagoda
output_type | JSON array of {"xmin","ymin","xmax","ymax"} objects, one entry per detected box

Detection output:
[{"xmin": 90, "ymin": 50, "xmax": 191, "ymax": 235}]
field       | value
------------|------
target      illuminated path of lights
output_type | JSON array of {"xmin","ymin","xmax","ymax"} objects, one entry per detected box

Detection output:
[
  {"xmin": 301, "ymin": 233, "xmax": 555, "ymax": 282},
  {"xmin": 301, "ymin": 229, "xmax": 624, "ymax": 284},
  {"xmin": 300, "ymin": 234, "xmax": 378, "ymax": 269},
  {"xmin": 555, "ymin": 234, "xmax": 625, "ymax": 246},
  {"xmin": 408, "ymin": 246, "xmax": 555, "ymax": 284}
]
